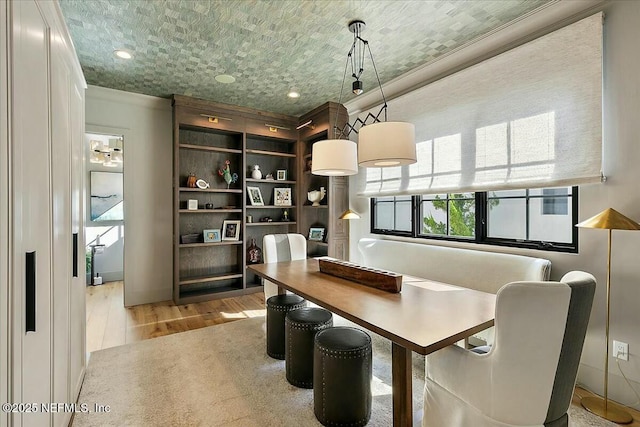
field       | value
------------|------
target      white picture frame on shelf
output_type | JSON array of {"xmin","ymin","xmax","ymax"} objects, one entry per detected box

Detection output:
[
  {"xmin": 247, "ymin": 186, "xmax": 264, "ymax": 206},
  {"xmin": 203, "ymin": 229, "xmax": 221, "ymax": 243},
  {"xmin": 274, "ymin": 187, "xmax": 292, "ymax": 206},
  {"xmin": 187, "ymin": 199, "xmax": 198, "ymax": 210},
  {"xmin": 222, "ymin": 220, "xmax": 241, "ymax": 241},
  {"xmin": 276, "ymin": 169, "xmax": 287, "ymax": 181}
]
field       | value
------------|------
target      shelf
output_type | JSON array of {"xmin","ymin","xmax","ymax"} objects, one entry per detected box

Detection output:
[
  {"xmin": 246, "ymin": 222, "xmax": 297, "ymax": 227},
  {"xmin": 180, "ymin": 241, "xmax": 243, "ymax": 248},
  {"xmin": 246, "ymin": 205, "xmax": 295, "ymax": 209},
  {"xmin": 174, "ymin": 97, "xmax": 347, "ymax": 304},
  {"xmin": 179, "ymin": 187, "xmax": 243, "ymax": 194},
  {"xmin": 246, "ymin": 281, "xmax": 263, "ymax": 289},
  {"xmin": 179, "ymin": 209, "xmax": 242, "ymax": 213},
  {"xmin": 179, "ymin": 144, "xmax": 242, "ymax": 154},
  {"xmin": 245, "ymin": 149, "xmax": 296, "ymax": 158},
  {"xmin": 246, "ymin": 178, "xmax": 296, "ymax": 185},
  {"xmin": 179, "ymin": 272, "xmax": 243, "ymax": 286},
  {"xmin": 178, "ymin": 286, "xmax": 244, "ymax": 303}
]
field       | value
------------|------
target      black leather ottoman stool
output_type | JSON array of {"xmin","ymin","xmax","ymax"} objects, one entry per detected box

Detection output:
[
  {"xmin": 266, "ymin": 294, "xmax": 306, "ymax": 359},
  {"xmin": 285, "ymin": 307, "xmax": 333, "ymax": 388},
  {"xmin": 313, "ymin": 327, "xmax": 372, "ymax": 427}
]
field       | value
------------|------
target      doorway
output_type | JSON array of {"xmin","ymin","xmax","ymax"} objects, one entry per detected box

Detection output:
[{"xmin": 84, "ymin": 132, "xmax": 125, "ymax": 352}]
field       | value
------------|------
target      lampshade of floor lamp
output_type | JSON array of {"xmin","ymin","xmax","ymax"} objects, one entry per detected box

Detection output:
[{"xmin": 576, "ymin": 208, "xmax": 640, "ymax": 424}]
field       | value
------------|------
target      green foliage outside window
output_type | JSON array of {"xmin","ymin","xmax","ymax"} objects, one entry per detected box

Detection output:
[
  {"xmin": 423, "ymin": 194, "xmax": 475, "ymax": 237},
  {"xmin": 423, "ymin": 194, "xmax": 498, "ymax": 237}
]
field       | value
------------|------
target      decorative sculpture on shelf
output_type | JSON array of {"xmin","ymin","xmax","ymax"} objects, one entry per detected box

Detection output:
[
  {"xmin": 307, "ymin": 186, "xmax": 326, "ymax": 207},
  {"xmin": 251, "ymin": 165, "xmax": 262, "ymax": 180},
  {"xmin": 247, "ymin": 238, "xmax": 262, "ymax": 264},
  {"xmin": 218, "ymin": 160, "xmax": 238, "ymax": 189}
]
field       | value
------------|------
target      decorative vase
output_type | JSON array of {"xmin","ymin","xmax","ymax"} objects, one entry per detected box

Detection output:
[
  {"xmin": 307, "ymin": 187, "xmax": 326, "ymax": 207},
  {"xmin": 251, "ymin": 165, "xmax": 262, "ymax": 180},
  {"xmin": 247, "ymin": 238, "xmax": 262, "ymax": 264},
  {"xmin": 187, "ymin": 173, "xmax": 197, "ymax": 188}
]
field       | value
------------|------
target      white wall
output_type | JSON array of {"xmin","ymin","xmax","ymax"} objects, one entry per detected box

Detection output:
[
  {"xmin": 349, "ymin": 0, "xmax": 640, "ymax": 409},
  {"xmin": 85, "ymin": 86, "xmax": 172, "ymax": 306}
]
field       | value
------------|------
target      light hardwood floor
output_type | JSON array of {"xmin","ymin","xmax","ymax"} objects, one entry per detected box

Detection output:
[
  {"xmin": 86, "ymin": 281, "xmax": 640, "ymax": 425},
  {"xmin": 86, "ymin": 281, "xmax": 265, "ymax": 353}
]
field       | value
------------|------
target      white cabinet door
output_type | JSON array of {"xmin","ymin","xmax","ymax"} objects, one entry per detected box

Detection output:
[
  {"xmin": 0, "ymin": 2, "xmax": 10, "ymax": 426},
  {"xmin": 50, "ymin": 27, "xmax": 72, "ymax": 427},
  {"xmin": 69, "ymin": 79, "xmax": 86, "ymax": 403},
  {"xmin": 11, "ymin": 0, "xmax": 52, "ymax": 425}
]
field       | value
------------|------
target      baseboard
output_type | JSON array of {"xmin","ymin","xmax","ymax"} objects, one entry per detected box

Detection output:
[{"xmin": 125, "ymin": 287, "xmax": 172, "ymax": 307}]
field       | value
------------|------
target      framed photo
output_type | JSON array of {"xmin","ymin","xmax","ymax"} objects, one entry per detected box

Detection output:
[
  {"xmin": 247, "ymin": 186, "xmax": 264, "ymax": 206},
  {"xmin": 276, "ymin": 170, "xmax": 287, "ymax": 181},
  {"xmin": 203, "ymin": 229, "xmax": 221, "ymax": 243},
  {"xmin": 274, "ymin": 187, "xmax": 292, "ymax": 206},
  {"xmin": 222, "ymin": 220, "xmax": 241, "ymax": 241},
  {"xmin": 187, "ymin": 199, "xmax": 198, "ymax": 210},
  {"xmin": 309, "ymin": 227, "xmax": 325, "ymax": 242}
]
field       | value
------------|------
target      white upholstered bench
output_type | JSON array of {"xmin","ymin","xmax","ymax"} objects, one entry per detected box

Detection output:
[{"xmin": 357, "ymin": 238, "xmax": 552, "ymax": 346}]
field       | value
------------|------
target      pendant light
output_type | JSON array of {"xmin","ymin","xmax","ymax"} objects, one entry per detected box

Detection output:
[
  {"xmin": 312, "ymin": 20, "xmax": 416, "ymax": 175},
  {"xmin": 89, "ymin": 138, "xmax": 124, "ymax": 167},
  {"xmin": 358, "ymin": 121, "xmax": 416, "ymax": 167}
]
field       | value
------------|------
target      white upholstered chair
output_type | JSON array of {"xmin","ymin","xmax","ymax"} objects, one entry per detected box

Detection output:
[
  {"xmin": 262, "ymin": 233, "xmax": 307, "ymax": 301},
  {"xmin": 423, "ymin": 271, "xmax": 595, "ymax": 427}
]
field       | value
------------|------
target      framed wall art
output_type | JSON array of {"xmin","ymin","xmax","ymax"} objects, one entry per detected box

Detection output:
[
  {"xmin": 203, "ymin": 229, "xmax": 221, "ymax": 243},
  {"xmin": 309, "ymin": 227, "xmax": 325, "ymax": 242},
  {"xmin": 247, "ymin": 186, "xmax": 264, "ymax": 206},
  {"xmin": 274, "ymin": 187, "xmax": 292, "ymax": 206},
  {"xmin": 222, "ymin": 220, "xmax": 241, "ymax": 241},
  {"xmin": 90, "ymin": 171, "xmax": 124, "ymax": 221}
]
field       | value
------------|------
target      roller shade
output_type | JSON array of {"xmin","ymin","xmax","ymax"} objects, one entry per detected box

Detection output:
[{"xmin": 358, "ymin": 13, "xmax": 603, "ymax": 197}]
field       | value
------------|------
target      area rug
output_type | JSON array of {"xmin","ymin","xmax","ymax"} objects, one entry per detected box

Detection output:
[{"xmin": 73, "ymin": 316, "xmax": 616, "ymax": 427}]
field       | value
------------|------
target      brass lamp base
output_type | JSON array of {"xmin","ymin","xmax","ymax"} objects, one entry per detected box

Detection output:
[{"xmin": 581, "ymin": 396, "xmax": 633, "ymax": 424}]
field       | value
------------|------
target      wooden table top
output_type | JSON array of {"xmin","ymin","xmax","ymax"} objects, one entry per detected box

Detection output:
[{"xmin": 249, "ymin": 258, "xmax": 496, "ymax": 355}]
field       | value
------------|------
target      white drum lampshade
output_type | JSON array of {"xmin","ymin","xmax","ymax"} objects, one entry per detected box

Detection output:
[
  {"xmin": 358, "ymin": 121, "xmax": 416, "ymax": 167},
  {"xmin": 312, "ymin": 139, "xmax": 358, "ymax": 176}
]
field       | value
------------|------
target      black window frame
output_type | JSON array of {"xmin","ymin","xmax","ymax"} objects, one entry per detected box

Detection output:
[
  {"xmin": 371, "ymin": 186, "xmax": 578, "ymax": 253},
  {"xmin": 370, "ymin": 196, "xmax": 413, "ymax": 238}
]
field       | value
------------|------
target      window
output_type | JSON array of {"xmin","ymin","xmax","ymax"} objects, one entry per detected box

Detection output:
[
  {"xmin": 371, "ymin": 196, "xmax": 412, "ymax": 235},
  {"xmin": 421, "ymin": 193, "xmax": 475, "ymax": 238},
  {"xmin": 371, "ymin": 187, "xmax": 577, "ymax": 252},
  {"xmin": 541, "ymin": 188, "xmax": 569, "ymax": 215}
]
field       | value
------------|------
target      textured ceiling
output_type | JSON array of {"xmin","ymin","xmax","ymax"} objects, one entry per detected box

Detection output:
[{"xmin": 59, "ymin": 0, "xmax": 551, "ymax": 116}]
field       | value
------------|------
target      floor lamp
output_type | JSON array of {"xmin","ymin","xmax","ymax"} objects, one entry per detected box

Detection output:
[{"xmin": 577, "ymin": 208, "xmax": 640, "ymax": 424}]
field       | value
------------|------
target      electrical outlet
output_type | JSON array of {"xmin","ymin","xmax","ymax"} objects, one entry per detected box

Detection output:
[{"xmin": 613, "ymin": 340, "xmax": 629, "ymax": 361}]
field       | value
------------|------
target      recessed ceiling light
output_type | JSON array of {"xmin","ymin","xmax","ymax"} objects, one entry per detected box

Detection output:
[
  {"xmin": 215, "ymin": 74, "xmax": 236, "ymax": 84},
  {"xmin": 287, "ymin": 90, "xmax": 300, "ymax": 99},
  {"xmin": 114, "ymin": 50, "xmax": 132, "ymax": 60}
]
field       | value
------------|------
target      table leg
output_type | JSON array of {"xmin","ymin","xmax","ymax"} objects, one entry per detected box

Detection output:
[
  {"xmin": 277, "ymin": 286, "xmax": 286, "ymax": 295},
  {"xmin": 392, "ymin": 342, "xmax": 413, "ymax": 426}
]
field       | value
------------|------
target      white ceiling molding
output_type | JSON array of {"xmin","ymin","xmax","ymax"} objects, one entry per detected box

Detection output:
[{"xmin": 344, "ymin": 0, "xmax": 607, "ymax": 116}]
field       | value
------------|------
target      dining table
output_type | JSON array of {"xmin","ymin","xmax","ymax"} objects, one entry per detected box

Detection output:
[{"xmin": 248, "ymin": 258, "xmax": 496, "ymax": 426}]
